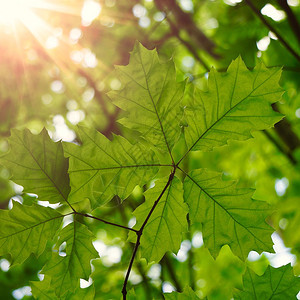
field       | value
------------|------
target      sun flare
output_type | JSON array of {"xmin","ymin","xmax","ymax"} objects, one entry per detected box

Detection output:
[{"xmin": 0, "ymin": 0, "xmax": 30, "ymax": 25}]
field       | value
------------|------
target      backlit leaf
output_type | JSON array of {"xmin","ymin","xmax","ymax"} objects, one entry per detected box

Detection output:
[
  {"xmin": 183, "ymin": 57, "xmax": 283, "ymax": 154},
  {"xmin": 1, "ymin": 128, "xmax": 70, "ymax": 204},
  {"xmin": 64, "ymin": 126, "xmax": 161, "ymax": 209},
  {"xmin": 235, "ymin": 265, "xmax": 300, "ymax": 299},
  {"xmin": 132, "ymin": 176, "xmax": 188, "ymax": 263},
  {"xmin": 108, "ymin": 42, "xmax": 186, "ymax": 156},
  {"xmin": 183, "ymin": 169, "xmax": 273, "ymax": 259},
  {"xmin": 0, "ymin": 201, "xmax": 62, "ymax": 265},
  {"xmin": 164, "ymin": 286, "xmax": 200, "ymax": 299},
  {"xmin": 42, "ymin": 222, "xmax": 98, "ymax": 297}
]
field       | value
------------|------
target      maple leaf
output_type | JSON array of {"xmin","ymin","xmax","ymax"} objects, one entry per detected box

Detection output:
[
  {"xmin": 64, "ymin": 126, "xmax": 162, "ymax": 209},
  {"xmin": 164, "ymin": 286, "xmax": 200, "ymax": 299},
  {"xmin": 183, "ymin": 168, "xmax": 273, "ymax": 259},
  {"xmin": 42, "ymin": 221, "xmax": 98, "ymax": 297},
  {"xmin": 31, "ymin": 275, "xmax": 95, "ymax": 300},
  {"xmin": 132, "ymin": 176, "xmax": 188, "ymax": 263},
  {"xmin": 235, "ymin": 265, "xmax": 300, "ymax": 299},
  {"xmin": 108, "ymin": 42, "xmax": 186, "ymax": 160},
  {"xmin": 0, "ymin": 201, "xmax": 63, "ymax": 265},
  {"xmin": 0, "ymin": 128, "xmax": 70, "ymax": 205},
  {"xmin": 181, "ymin": 57, "xmax": 283, "ymax": 156}
]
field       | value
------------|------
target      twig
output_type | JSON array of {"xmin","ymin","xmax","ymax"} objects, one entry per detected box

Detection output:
[
  {"xmin": 75, "ymin": 211, "xmax": 138, "ymax": 233},
  {"xmin": 121, "ymin": 169, "xmax": 176, "ymax": 299},
  {"xmin": 244, "ymin": 0, "xmax": 300, "ymax": 62}
]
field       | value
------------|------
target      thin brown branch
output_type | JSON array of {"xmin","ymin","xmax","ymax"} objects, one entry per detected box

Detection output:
[
  {"xmin": 244, "ymin": 0, "xmax": 300, "ymax": 62},
  {"xmin": 122, "ymin": 169, "xmax": 176, "ymax": 299},
  {"xmin": 75, "ymin": 211, "xmax": 138, "ymax": 233}
]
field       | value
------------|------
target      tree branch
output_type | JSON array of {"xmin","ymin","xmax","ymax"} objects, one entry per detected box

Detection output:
[
  {"xmin": 75, "ymin": 211, "xmax": 138, "ymax": 233},
  {"xmin": 122, "ymin": 169, "xmax": 176, "ymax": 299},
  {"xmin": 244, "ymin": 0, "xmax": 300, "ymax": 62}
]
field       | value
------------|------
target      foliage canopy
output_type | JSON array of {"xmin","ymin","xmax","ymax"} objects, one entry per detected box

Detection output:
[{"xmin": 0, "ymin": 0, "xmax": 300, "ymax": 299}]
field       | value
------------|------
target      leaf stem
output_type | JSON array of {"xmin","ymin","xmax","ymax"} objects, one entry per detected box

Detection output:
[
  {"xmin": 244, "ymin": 0, "xmax": 300, "ymax": 62},
  {"xmin": 75, "ymin": 212, "xmax": 138, "ymax": 233},
  {"xmin": 121, "ymin": 168, "xmax": 176, "ymax": 299}
]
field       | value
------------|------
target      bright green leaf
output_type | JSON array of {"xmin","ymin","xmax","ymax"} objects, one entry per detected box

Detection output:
[
  {"xmin": 132, "ymin": 176, "xmax": 188, "ymax": 263},
  {"xmin": 108, "ymin": 42, "xmax": 186, "ymax": 156},
  {"xmin": 42, "ymin": 221, "xmax": 98, "ymax": 297},
  {"xmin": 0, "ymin": 201, "xmax": 62, "ymax": 265},
  {"xmin": 64, "ymin": 126, "xmax": 161, "ymax": 209},
  {"xmin": 1, "ymin": 128, "xmax": 70, "ymax": 204},
  {"xmin": 235, "ymin": 265, "xmax": 300, "ymax": 299},
  {"xmin": 182, "ymin": 57, "xmax": 283, "ymax": 154},
  {"xmin": 183, "ymin": 169, "xmax": 273, "ymax": 259}
]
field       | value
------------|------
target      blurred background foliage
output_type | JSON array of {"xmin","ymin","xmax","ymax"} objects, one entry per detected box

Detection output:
[{"xmin": 0, "ymin": 0, "xmax": 300, "ymax": 299}]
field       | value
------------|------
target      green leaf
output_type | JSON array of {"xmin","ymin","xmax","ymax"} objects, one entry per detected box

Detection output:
[
  {"xmin": 235, "ymin": 265, "xmax": 300, "ymax": 299},
  {"xmin": 0, "ymin": 201, "xmax": 62, "ymax": 265},
  {"xmin": 64, "ymin": 126, "xmax": 161, "ymax": 208},
  {"xmin": 183, "ymin": 169, "xmax": 273, "ymax": 259},
  {"xmin": 132, "ymin": 176, "xmax": 188, "ymax": 263},
  {"xmin": 66, "ymin": 284, "xmax": 95, "ymax": 300},
  {"xmin": 31, "ymin": 276, "xmax": 57, "ymax": 300},
  {"xmin": 164, "ymin": 286, "xmax": 200, "ymax": 299},
  {"xmin": 183, "ymin": 57, "xmax": 283, "ymax": 153},
  {"xmin": 1, "ymin": 128, "xmax": 70, "ymax": 204},
  {"xmin": 42, "ymin": 221, "xmax": 98, "ymax": 297},
  {"xmin": 108, "ymin": 42, "xmax": 186, "ymax": 156},
  {"xmin": 31, "ymin": 276, "xmax": 95, "ymax": 300}
]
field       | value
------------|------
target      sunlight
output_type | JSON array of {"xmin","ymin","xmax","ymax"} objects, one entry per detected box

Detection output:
[{"xmin": 0, "ymin": 0, "xmax": 29, "ymax": 25}]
